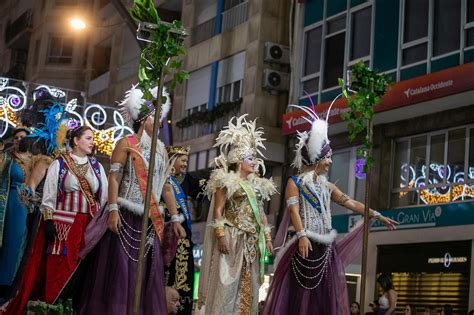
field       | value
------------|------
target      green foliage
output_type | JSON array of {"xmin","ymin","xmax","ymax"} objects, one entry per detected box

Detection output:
[
  {"xmin": 131, "ymin": 0, "xmax": 188, "ymax": 104},
  {"xmin": 339, "ymin": 61, "xmax": 390, "ymax": 172},
  {"xmin": 26, "ymin": 299, "xmax": 73, "ymax": 315},
  {"xmin": 176, "ymin": 98, "xmax": 243, "ymax": 128}
]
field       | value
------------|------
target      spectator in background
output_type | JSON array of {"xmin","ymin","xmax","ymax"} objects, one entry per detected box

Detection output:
[
  {"xmin": 366, "ymin": 300, "xmax": 380, "ymax": 315},
  {"xmin": 166, "ymin": 287, "xmax": 181, "ymax": 315},
  {"xmin": 350, "ymin": 301, "xmax": 360, "ymax": 315},
  {"xmin": 441, "ymin": 304, "xmax": 453, "ymax": 315},
  {"xmin": 376, "ymin": 274, "xmax": 397, "ymax": 315},
  {"xmin": 404, "ymin": 304, "xmax": 416, "ymax": 315},
  {"xmin": 423, "ymin": 305, "xmax": 436, "ymax": 315},
  {"xmin": 11, "ymin": 128, "xmax": 29, "ymax": 154}
]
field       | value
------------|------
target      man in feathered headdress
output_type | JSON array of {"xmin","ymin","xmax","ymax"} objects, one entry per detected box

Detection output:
[
  {"xmin": 76, "ymin": 84, "xmax": 185, "ymax": 314},
  {"xmin": 263, "ymin": 106, "xmax": 398, "ymax": 315},
  {"xmin": 198, "ymin": 114, "xmax": 277, "ymax": 314}
]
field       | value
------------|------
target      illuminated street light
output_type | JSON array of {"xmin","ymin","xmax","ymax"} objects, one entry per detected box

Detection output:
[{"xmin": 70, "ymin": 18, "xmax": 87, "ymax": 30}]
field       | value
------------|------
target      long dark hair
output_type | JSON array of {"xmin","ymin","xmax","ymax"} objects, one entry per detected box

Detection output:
[
  {"xmin": 377, "ymin": 274, "xmax": 395, "ymax": 291},
  {"xmin": 68, "ymin": 126, "xmax": 93, "ymax": 149}
]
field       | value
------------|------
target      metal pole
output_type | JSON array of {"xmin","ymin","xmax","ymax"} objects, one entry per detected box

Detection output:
[
  {"xmin": 132, "ymin": 67, "xmax": 167, "ymax": 315},
  {"xmin": 359, "ymin": 117, "xmax": 373, "ymax": 315}
]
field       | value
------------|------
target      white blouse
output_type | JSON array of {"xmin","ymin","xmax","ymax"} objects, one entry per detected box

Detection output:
[{"xmin": 41, "ymin": 153, "xmax": 108, "ymax": 213}]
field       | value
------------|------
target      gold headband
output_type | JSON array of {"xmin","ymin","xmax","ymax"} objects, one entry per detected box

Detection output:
[{"xmin": 167, "ymin": 145, "xmax": 190, "ymax": 157}]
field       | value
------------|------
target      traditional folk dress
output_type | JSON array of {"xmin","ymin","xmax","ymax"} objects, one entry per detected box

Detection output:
[
  {"xmin": 165, "ymin": 174, "xmax": 197, "ymax": 315},
  {"xmin": 198, "ymin": 169, "xmax": 277, "ymax": 315},
  {"xmin": 0, "ymin": 154, "xmax": 29, "ymax": 288},
  {"xmin": 263, "ymin": 173, "xmax": 364, "ymax": 315},
  {"xmin": 78, "ymin": 134, "xmax": 168, "ymax": 315},
  {"xmin": 3, "ymin": 153, "xmax": 107, "ymax": 314}
]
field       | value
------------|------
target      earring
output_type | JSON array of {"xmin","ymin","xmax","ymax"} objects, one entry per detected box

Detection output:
[{"xmin": 171, "ymin": 166, "xmax": 176, "ymax": 175}]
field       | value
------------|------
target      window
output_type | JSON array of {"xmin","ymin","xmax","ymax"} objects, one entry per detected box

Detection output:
[
  {"xmin": 92, "ymin": 43, "xmax": 112, "ymax": 78},
  {"xmin": 390, "ymin": 125, "xmax": 474, "ymax": 207},
  {"xmin": 402, "ymin": 0, "xmax": 429, "ymax": 65},
  {"xmin": 217, "ymin": 80, "xmax": 242, "ymax": 103},
  {"xmin": 466, "ymin": 0, "xmax": 474, "ymax": 47},
  {"xmin": 223, "ymin": 0, "xmax": 245, "ymax": 11},
  {"xmin": 47, "ymin": 36, "xmax": 73, "ymax": 64},
  {"xmin": 301, "ymin": 25, "xmax": 322, "ymax": 96},
  {"xmin": 433, "ymin": 0, "xmax": 461, "ymax": 56},
  {"xmin": 350, "ymin": 7, "xmax": 371, "ymax": 61},
  {"xmin": 304, "ymin": 27, "xmax": 322, "ymax": 76},
  {"xmin": 328, "ymin": 147, "xmax": 366, "ymax": 215},
  {"xmin": 323, "ymin": 32, "xmax": 345, "ymax": 89}
]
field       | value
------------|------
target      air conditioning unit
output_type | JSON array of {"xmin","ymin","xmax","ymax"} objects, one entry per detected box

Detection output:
[
  {"xmin": 264, "ymin": 42, "xmax": 290, "ymax": 65},
  {"xmin": 262, "ymin": 69, "xmax": 290, "ymax": 92}
]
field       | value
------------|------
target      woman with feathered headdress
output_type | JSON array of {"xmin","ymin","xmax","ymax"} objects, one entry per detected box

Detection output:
[
  {"xmin": 76, "ymin": 85, "xmax": 185, "ymax": 314},
  {"xmin": 197, "ymin": 114, "xmax": 277, "ymax": 315},
  {"xmin": 262, "ymin": 106, "xmax": 398, "ymax": 315}
]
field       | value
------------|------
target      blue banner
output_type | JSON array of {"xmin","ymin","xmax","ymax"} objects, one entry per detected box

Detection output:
[{"xmin": 332, "ymin": 202, "xmax": 474, "ymax": 234}]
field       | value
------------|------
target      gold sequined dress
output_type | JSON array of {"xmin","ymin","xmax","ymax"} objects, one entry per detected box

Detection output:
[{"xmin": 198, "ymin": 169, "xmax": 276, "ymax": 315}]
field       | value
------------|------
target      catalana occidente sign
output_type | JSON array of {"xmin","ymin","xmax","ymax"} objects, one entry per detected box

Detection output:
[
  {"xmin": 332, "ymin": 202, "xmax": 474, "ymax": 234},
  {"xmin": 282, "ymin": 62, "xmax": 474, "ymax": 135}
]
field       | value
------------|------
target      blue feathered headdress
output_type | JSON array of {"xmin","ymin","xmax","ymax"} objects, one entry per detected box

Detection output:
[{"xmin": 30, "ymin": 103, "xmax": 67, "ymax": 154}]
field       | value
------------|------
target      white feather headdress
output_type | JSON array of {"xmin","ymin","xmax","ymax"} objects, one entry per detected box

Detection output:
[
  {"xmin": 119, "ymin": 84, "xmax": 171, "ymax": 125},
  {"xmin": 213, "ymin": 114, "xmax": 267, "ymax": 174},
  {"xmin": 291, "ymin": 105, "xmax": 331, "ymax": 170}
]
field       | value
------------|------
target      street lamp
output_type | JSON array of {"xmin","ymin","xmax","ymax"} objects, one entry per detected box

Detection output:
[{"xmin": 70, "ymin": 18, "xmax": 87, "ymax": 30}]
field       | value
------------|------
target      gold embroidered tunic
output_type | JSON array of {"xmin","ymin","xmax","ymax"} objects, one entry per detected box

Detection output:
[{"xmin": 198, "ymin": 169, "xmax": 277, "ymax": 315}]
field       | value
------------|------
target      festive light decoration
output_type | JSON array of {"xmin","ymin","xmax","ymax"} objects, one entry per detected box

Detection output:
[
  {"xmin": 0, "ymin": 77, "xmax": 133, "ymax": 156},
  {"xmin": 398, "ymin": 162, "xmax": 474, "ymax": 204}
]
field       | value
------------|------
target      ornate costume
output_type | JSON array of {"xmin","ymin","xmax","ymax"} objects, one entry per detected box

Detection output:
[
  {"xmin": 198, "ymin": 115, "xmax": 277, "ymax": 315},
  {"xmin": 77, "ymin": 85, "xmax": 171, "ymax": 314},
  {"xmin": 164, "ymin": 145, "xmax": 199, "ymax": 315},
  {"xmin": 0, "ymin": 154, "xmax": 29, "ymax": 287},
  {"xmin": 263, "ymin": 106, "xmax": 366, "ymax": 315}
]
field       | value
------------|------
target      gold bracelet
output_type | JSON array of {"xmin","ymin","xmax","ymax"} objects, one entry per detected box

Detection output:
[
  {"xmin": 215, "ymin": 226, "xmax": 225, "ymax": 239},
  {"xmin": 42, "ymin": 208, "xmax": 54, "ymax": 221},
  {"xmin": 264, "ymin": 231, "xmax": 272, "ymax": 242}
]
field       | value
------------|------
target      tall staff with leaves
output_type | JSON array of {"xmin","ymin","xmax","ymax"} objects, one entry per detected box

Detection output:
[
  {"xmin": 339, "ymin": 61, "xmax": 392, "ymax": 314},
  {"xmin": 129, "ymin": 2, "xmax": 188, "ymax": 314}
]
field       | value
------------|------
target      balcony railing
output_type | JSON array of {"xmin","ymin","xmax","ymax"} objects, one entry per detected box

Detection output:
[
  {"xmin": 191, "ymin": 17, "xmax": 216, "ymax": 46},
  {"xmin": 5, "ymin": 10, "xmax": 33, "ymax": 45},
  {"xmin": 177, "ymin": 108, "xmax": 240, "ymax": 141},
  {"xmin": 221, "ymin": 1, "xmax": 248, "ymax": 33}
]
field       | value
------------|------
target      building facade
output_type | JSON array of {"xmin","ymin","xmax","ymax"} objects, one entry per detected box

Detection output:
[{"xmin": 286, "ymin": 0, "xmax": 474, "ymax": 313}]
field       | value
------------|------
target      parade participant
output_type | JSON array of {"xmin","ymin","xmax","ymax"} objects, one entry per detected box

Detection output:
[
  {"xmin": 10, "ymin": 128, "xmax": 29, "ymax": 154},
  {"xmin": 165, "ymin": 145, "xmax": 199, "ymax": 315},
  {"xmin": 263, "ymin": 107, "xmax": 398, "ymax": 315},
  {"xmin": 77, "ymin": 86, "xmax": 185, "ymax": 314},
  {"xmin": 39, "ymin": 125, "xmax": 108, "ymax": 303},
  {"xmin": 0, "ymin": 134, "xmax": 32, "ymax": 292},
  {"xmin": 0, "ymin": 93, "xmax": 69, "ymax": 312},
  {"xmin": 198, "ymin": 115, "xmax": 277, "ymax": 315}
]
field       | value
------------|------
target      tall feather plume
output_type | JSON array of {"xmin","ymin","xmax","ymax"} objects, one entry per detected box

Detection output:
[
  {"xmin": 159, "ymin": 87, "xmax": 171, "ymax": 124},
  {"xmin": 119, "ymin": 84, "xmax": 144, "ymax": 123},
  {"xmin": 307, "ymin": 119, "xmax": 329, "ymax": 163}
]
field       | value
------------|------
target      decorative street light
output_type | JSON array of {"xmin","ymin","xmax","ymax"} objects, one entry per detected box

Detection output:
[{"xmin": 70, "ymin": 17, "xmax": 87, "ymax": 30}]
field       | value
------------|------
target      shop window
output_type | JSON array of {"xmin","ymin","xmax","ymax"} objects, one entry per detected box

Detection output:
[
  {"xmin": 390, "ymin": 125, "xmax": 474, "ymax": 207},
  {"xmin": 46, "ymin": 36, "xmax": 73, "ymax": 64},
  {"xmin": 328, "ymin": 147, "xmax": 366, "ymax": 215}
]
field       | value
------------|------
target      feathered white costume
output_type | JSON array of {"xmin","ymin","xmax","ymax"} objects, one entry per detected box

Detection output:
[{"xmin": 198, "ymin": 115, "xmax": 277, "ymax": 315}]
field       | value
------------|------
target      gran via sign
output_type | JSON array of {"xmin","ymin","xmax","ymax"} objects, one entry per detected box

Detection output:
[{"xmin": 332, "ymin": 202, "xmax": 474, "ymax": 234}]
